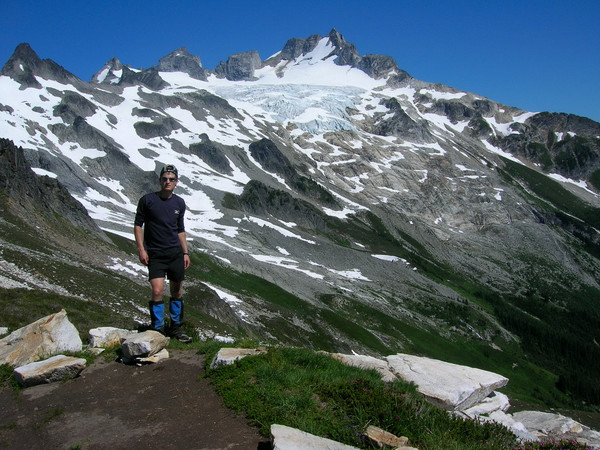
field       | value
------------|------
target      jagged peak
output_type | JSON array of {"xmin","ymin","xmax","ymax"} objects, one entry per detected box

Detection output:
[
  {"xmin": 91, "ymin": 56, "xmax": 125, "ymax": 84},
  {"xmin": 157, "ymin": 47, "xmax": 207, "ymax": 81},
  {"xmin": 1, "ymin": 42, "xmax": 79, "ymax": 88},
  {"xmin": 263, "ymin": 30, "xmax": 402, "ymax": 80},
  {"xmin": 5, "ymin": 42, "xmax": 42, "ymax": 66}
]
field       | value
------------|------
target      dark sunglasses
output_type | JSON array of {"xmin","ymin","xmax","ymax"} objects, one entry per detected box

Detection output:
[{"xmin": 161, "ymin": 176, "xmax": 177, "ymax": 182}]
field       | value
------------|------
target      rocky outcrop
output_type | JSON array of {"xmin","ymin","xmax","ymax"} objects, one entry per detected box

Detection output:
[
  {"xmin": 358, "ymin": 54, "xmax": 402, "ymax": 79},
  {"xmin": 213, "ymin": 348, "xmax": 600, "ymax": 447},
  {"xmin": 0, "ymin": 43, "xmax": 79, "ymax": 88},
  {"xmin": 512, "ymin": 411, "xmax": 600, "ymax": 446},
  {"xmin": 373, "ymin": 97, "xmax": 433, "ymax": 141},
  {"xmin": 0, "ymin": 139, "xmax": 107, "ymax": 239},
  {"xmin": 214, "ymin": 51, "xmax": 262, "ymax": 81},
  {"xmin": 158, "ymin": 47, "xmax": 208, "ymax": 81},
  {"xmin": 247, "ymin": 138, "xmax": 339, "ymax": 206},
  {"xmin": 325, "ymin": 29, "xmax": 361, "ymax": 67},
  {"xmin": 189, "ymin": 137, "xmax": 234, "ymax": 175},
  {"xmin": 90, "ymin": 56, "xmax": 124, "ymax": 84},
  {"xmin": 266, "ymin": 28, "xmax": 405, "ymax": 80},
  {"xmin": 278, "ymin": 34, "xmax": 322, "ymax": 61},
  {"xmin": 0, "ymin": 309, "xmax": 82, "ymax": 368},
  {"xmin": 231, "ymin": 180, "xmax": 329, "ymax": 231},
  {"xmin": 491, "ymin": 112, "xmax": 600, "ymax": 181},
  {"xmin": 386, "ymin": 353, "xmax": 508, "ymax": 411}
]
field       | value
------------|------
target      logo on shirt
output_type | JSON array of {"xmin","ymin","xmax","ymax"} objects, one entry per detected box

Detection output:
[{"xmin": 174, "ymin": 209, "xmax": 180, "ymax": 215}]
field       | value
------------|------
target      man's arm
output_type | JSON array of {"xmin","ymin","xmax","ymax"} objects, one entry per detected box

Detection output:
[
  {"xmin": 178, "ymin": 231, "xmax": 190, "ymax": 269},
  {"xmin": 134, "ymin": 225, "xmax": 149, "ymax": 266}
]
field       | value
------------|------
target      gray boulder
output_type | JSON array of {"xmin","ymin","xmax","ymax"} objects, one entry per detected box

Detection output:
[{"xmin": 120, "ymin": 330, "xmax": 169, "ymax": 360}]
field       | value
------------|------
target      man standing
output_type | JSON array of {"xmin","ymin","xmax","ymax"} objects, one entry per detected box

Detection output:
[{"xmin": 134, "ymin": 164, "xmax": 192, "ymax": 343}]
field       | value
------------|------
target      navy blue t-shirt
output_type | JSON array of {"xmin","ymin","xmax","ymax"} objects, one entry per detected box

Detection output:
[{"xmin": 134, "ymin": 192, "xmax": 186, "ymax": 251}]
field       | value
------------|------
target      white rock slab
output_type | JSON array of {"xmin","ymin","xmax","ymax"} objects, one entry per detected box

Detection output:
[
  {"xmin": 271, "ymin": 424, "xmax": 359, "ymax": 450},
  {"xmin": 209, "ymin": 347, "xmax": 267, "ymax": 369},
  {"xmin": 327, "ymin": 353, "xmax": 397, "ymax": 382},
  {"xmin": 385, "ymin": 353, "xmax": 508, "ymax": 411},
  {"xmin": 13, "ymin": 355, "xmax": 86, "ymax": 387},
  {"xmin": 88, "ymin": 327, "xmax": 136, "ymax": 348},
  {"xmin": 512, "ymin": 410, "xmax": 585, "ymax": 436},
  {"xmin": 481, "ymin": 410, "xmax": 539, "ymax": 442},
  {"xmin": 462, "ymin": 391, "xmax": 510, "ymax": 418},
  {"xmin": 120, "ymin": 330, "xmax": 169, "ymax": 359},
  {"xmin": 0, "ymin": 327, "xmax": 8, "ymax": 336},
  {"xmin": 0, "ymin": 309, "xmax": 82, "ymax": 368}
]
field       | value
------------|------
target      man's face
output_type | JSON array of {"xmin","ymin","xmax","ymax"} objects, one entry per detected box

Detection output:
[{"xmin": 159, "ymin": 172, "xmax": 178, "ymax": 192}]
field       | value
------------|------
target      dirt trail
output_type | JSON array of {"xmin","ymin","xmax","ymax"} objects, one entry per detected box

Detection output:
[{"xmin": 0, "ymin": 350, "xmax": 270, "ymax": 449}]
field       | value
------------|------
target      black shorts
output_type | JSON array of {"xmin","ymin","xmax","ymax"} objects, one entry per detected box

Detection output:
[{"xmin": 147, "ymin": 247, "xmax": 185, "ymax": 282}]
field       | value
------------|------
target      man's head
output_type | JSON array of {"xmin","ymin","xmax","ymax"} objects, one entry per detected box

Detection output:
[
  {"xmin": 158, "ymin": 164, "xmax": 179, "ymax": 195},
  {"xmin": 160, "ymin": 164, "xmax": 178, "ymax": 180}
]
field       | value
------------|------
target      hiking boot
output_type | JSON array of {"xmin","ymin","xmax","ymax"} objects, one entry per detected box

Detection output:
[{"xmin": 169, "ymin": 324, "xmax": 192, "ymax": 343}]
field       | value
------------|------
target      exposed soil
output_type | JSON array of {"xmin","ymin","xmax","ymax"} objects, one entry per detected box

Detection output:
[{"xmin": 0, "ymin": 350, "xmax": 271, "ymax": 450}]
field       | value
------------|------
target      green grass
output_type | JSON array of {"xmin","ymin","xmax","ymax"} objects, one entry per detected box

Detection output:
[{"xmin": 206, "ymin": 347, "xmax": 517, "ymax": 449}]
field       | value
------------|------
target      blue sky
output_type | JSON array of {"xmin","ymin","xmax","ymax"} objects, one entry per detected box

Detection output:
[{"xmin": 1, "ymin": 0, "xmax": 599, "ymax": 122}]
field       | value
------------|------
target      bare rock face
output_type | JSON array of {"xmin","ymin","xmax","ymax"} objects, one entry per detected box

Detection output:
[
  {"xmin": 158, "ymin": 47, "xmax": 208, "ymax": 81},
  {"xmin": 13, "ymin": 355, "xmax": 86, "ymax": 387},
  {"xmin": 213, "ymin": 51, "xmax": 262, "ymax": 81},
  {"xmin": 0, "ymin": 309, "xmax": 82, "ymax": 368}
]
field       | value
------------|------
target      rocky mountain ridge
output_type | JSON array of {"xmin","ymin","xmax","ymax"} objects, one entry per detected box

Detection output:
[{"xmin": 1, "ymin": 29, "xmax": 599, "ymax": 406}]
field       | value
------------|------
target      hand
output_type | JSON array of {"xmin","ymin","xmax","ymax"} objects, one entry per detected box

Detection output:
[
  {"xmin": 138, "ymin": 249, "xmax": 149, "ymax": 266},
  {"xmin": 184, "ymin": 254, "xmax": 191, "ymax": 270}
]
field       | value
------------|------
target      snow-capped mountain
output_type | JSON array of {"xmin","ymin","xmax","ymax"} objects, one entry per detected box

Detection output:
[{"xmin": 1, "ymin": 29, "xmax": 599, "ymax": 377}]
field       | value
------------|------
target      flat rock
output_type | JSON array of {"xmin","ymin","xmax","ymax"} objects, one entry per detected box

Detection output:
[
  {"xmin": 209, "ymin": 347, "xmax": 267, "ymax": 369},
  {"xmin": 120, "ymin": 330, "xmax": 169, "ymax": 359},
  {"xmin": 135, "ymin": 348, "xmax": 170, "ymax": 365},
  {"xmin": 512, "ymin": 410, "xmax": 600, "ymax": 447},
  {"xmin": 462, "ymin": 391, "xmax": 510, "ymax": 418},
  {"xmin": 482, "ymin": 410, "xmax": 539, "ymax": 442},
  {"xmin": 365, "ymin": 425, "xmax": 410, "ymax": 448},
  {"xmin": 385, "ymin": 353, "xmax": 508, "ymax": 411},
  {"xmin": 0, "ymin": 309, "xmax": 82, "ymax": 368},
  {"xmin": 271, "ymin": 424, "xmax": 359, "ymax": 450},
  {"xmin": 13, "ymin": 355, "xmax": 86, "ymax": 387}
]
